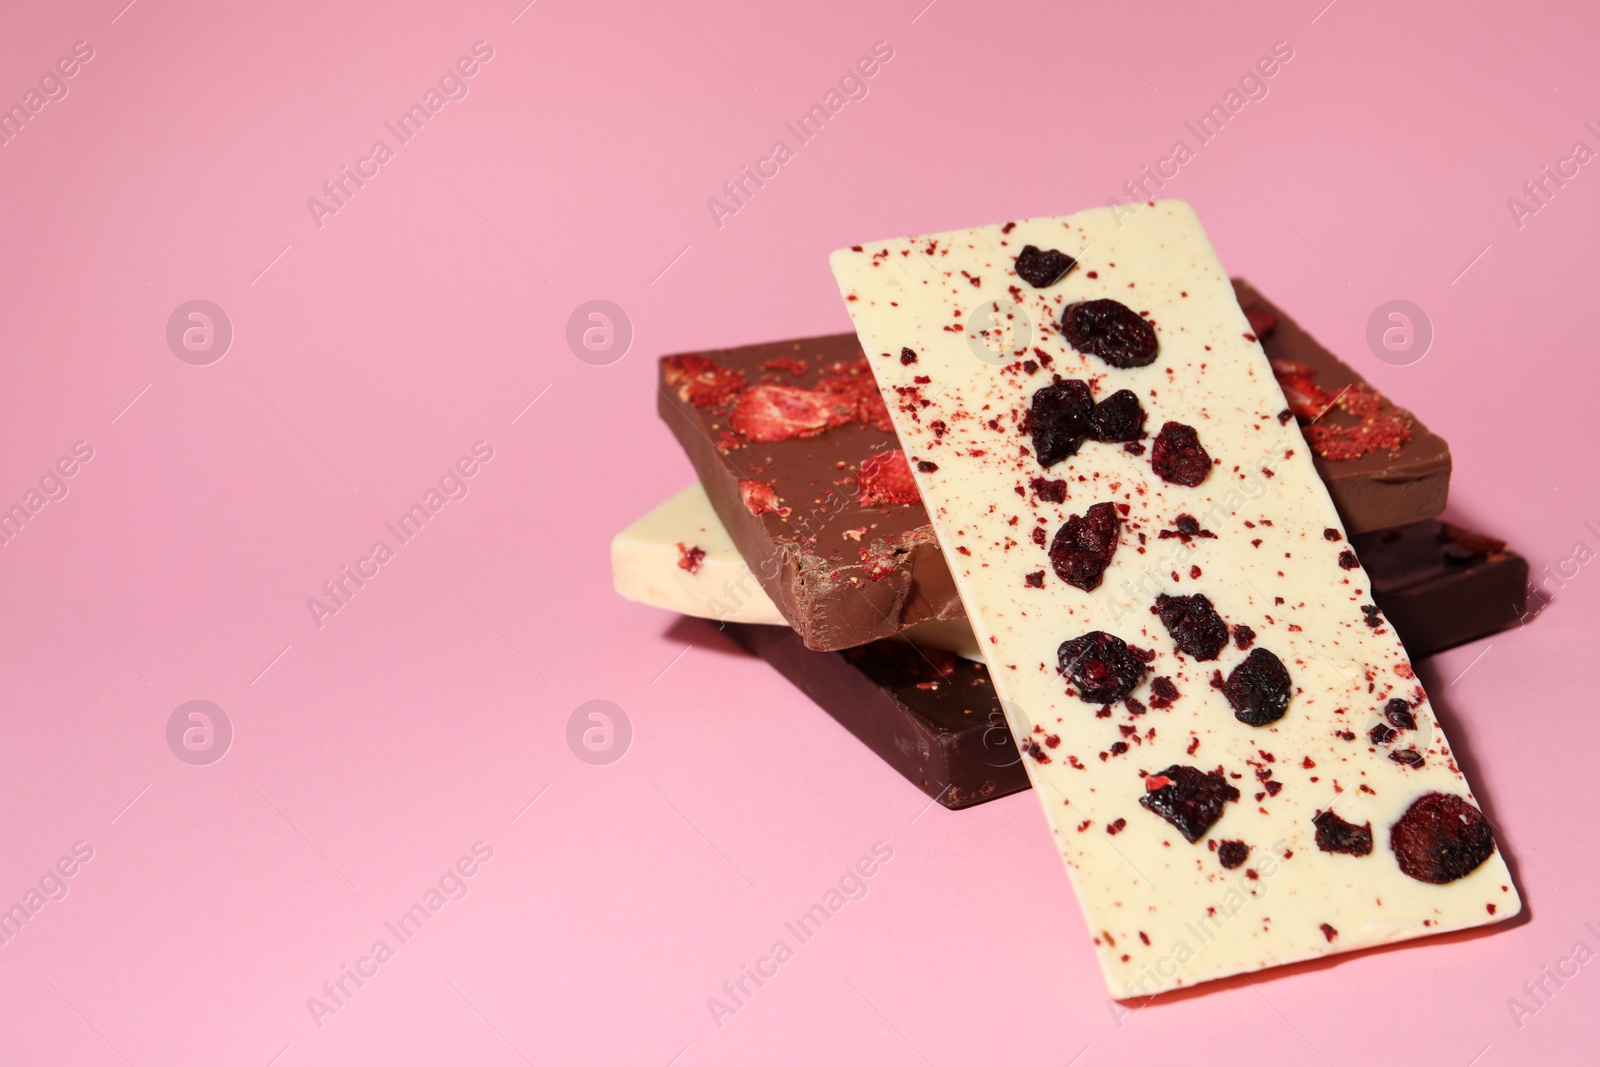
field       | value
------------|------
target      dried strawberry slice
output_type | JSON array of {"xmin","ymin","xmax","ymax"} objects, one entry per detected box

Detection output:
[
  {"xmin": 730, "ymin": 383, "xmax": 856, "ymax": 442},
  {"xmin": 1058, "ymin": 631, "xmax": 1145, "ymax": 703},
  {"xmin": 661, "ymin": 354, "xmax": 748, "ymax": 408},
  {"xmin": 857, "ymin": 449, "xmax": 920, "ymax": 508},
  {"xmin": 1139, "ymin": 764, "xmax": 1240, "ymax": 843},
  {"xmin": 1390, "ymin": 792, "xmax": 1496, "ymax": 884},
  {"xmin": 1049, "ymin": 502, "xmax": 1120, "ymax": 591},
  {"xmin": 1060, "ymin": 299, "xmax": 1158, "ymax": 368},
  {"xmin": 1014, "ymin": 245, "xmax": 1077, "ymax": 288},
  {"xmin": 1269, "ymin": 357, "xmax": 1332, "ymax": 421}
]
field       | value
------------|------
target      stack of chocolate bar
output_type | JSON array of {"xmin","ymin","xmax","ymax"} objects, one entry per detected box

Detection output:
[{"xmin": 614, "ymin": 280, "xmax": 1527, "ymax": 811}]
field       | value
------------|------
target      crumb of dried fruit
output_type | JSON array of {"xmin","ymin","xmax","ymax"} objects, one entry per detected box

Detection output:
[
  {"xmin": 1089, "ymin": 389, "xmax": 1146, "ymax": 442},
  {"xmin": 1319, "ymin": 923, "xmax": 1338, "ymax": 942},
  {"xmin": 1390, "ymin": 792, "xmax": 1496, "ymax": 884},
  {"xmin": 1139, "ymin": 764, "xmax": 1240, "ymax": 843},
  {"xmin": 662, "ymin": 354, "xmax": 747, "ymax": 407},
  {"xmin": 1059, "ymin": 631, "xmax": 1146, "ymax": 703},
  {"xmin": 899, "ymin": 347, "xmax": 918, "ymax": 364},
  {"xmin": 1025, "ymin": 570, "xmax": 1045, "ymax": 588},
  {"xmin": 739, "ymin": 479, "xmax": 787, "ymax": 517},
  {"xmin": 1030, "ymin": 379, "xmax": 1094, "ymax": 467},
  {"xmin": 675, "ymin": 543, "xmax": 705, "ymax": 574},
  {"xmin": 1060, "ymin": 299, "xmax": 1159, "ymax": 368},
  {"xmin": 1014, "ymin": 245, "xmax": 1077, "ymax": 288},
  {"xmin": 1223, "ymin": 647, "xmax": 1292, "ymax": 726},
  {"xmin": 857, "ymin": 449, "xmax": 920, "ymax": 507},
  {"xmin": 1154, "ymin": 593, "xmax": 1229, "ymax": 661},
  {"xmin": 1050, "ymin": 502, "xmax": 1121, "ymax": 591},
  {"xmin": 1217, "ymin": 840, "xmax": 1250, "ymax": 869},
  {"xmin": 1232, "ymin": 624, "xmax": 1256, "ymax": 650},
  {"xmin": 1313, "ymin": 809, "xmax": 1373, "ymax": 856},
  {"xmin": 1030, "ymin": 477, "xmax": 1068, "ymax": 503},
  {"xmin": 1148, "ymin": 675, "xmax": 1180, "ymax": 709},
  {"xmin": 1151, "ymin": 421, "xmax": 1212, "ymax": 486}
]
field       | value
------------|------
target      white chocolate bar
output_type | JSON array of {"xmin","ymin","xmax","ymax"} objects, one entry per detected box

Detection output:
[
  {"xmin": 611, "ymin": 483, "xmax": 983, "ymax": 659},
  {"xmin": 831, "ymin": 201, "xmax": 1518, "ymax": 996}
]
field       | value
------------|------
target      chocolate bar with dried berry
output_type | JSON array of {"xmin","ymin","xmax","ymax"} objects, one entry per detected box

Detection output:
[
  {"xmin": 720, "ymin": 518, "xmax": 1527, "ymax": 811},
  {"xmin": 1234, "ymin": 280, "xmax": 1452, "ymax": 533},
  {"xmin": 661, "ymin": 286, "xmax": 1449, "ymax": 651},
  {"xmin": 657, "ymin": 335, "xmax": 962, "ymax": 651}
]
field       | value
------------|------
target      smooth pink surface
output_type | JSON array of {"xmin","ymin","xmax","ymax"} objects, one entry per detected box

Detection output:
[{"xmin": 1, "ymin": 1, "xmax": 1595, "ymax": 1063}]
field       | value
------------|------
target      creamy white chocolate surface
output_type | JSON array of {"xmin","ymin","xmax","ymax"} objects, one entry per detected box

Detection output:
[
  {"xmin": 831, "ymin": 201, "xmax": 1519, "ymax": 996},
  {"xmin": 611, "ymin": 483, "xmax": 984, "ymax": 659}
]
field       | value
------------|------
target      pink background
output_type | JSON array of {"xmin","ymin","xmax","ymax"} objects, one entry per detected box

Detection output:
[{"xmin": 1, "ymin": 0, "xmax": 1595, "ymax": 1063}]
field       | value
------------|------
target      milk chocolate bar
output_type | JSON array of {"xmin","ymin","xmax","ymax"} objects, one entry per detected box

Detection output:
[
  {"xmin": 1236, "ymin": 280, "xmax": 1451, "ymax": 533},
  {"xmin": 659, "ymin": 285, "xmax": 1447, "ymax": 651},
  {"xmin": 658, "ymin": 335, "xmax": 962, "ymax": 651},
  {"xmin": 831, "ymin": 202, "xmax": 1517, "ymax": 995}
]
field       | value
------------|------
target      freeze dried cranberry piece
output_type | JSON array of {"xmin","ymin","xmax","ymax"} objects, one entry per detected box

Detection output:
[
  {"xmin": 661, "ymin": 354, "xmax": 748, "ymax": 408},
  {"xmin": 1154, "ymin": 593, "xmax": 1229, "ymax": 661},
  {"xmin": 1030, "ymin": 477, "xmax": 1068, "ymax": 503},
  {"xmin": 1390, "ymin": 748, "xmax": 1424, "ymax": 768},
  {"xmin": 730, "ymin": 383, "xmax": 856, "ymax": 442},
  {"xmin": 1089, "ymin": 389, "xmax": 1146, "ymax": 442},
  {"xmin": 1232, "ymin": 624, "xmax": 1256, "ymax": 650},
  {"xmin": 1059, "ymin": 631, "xmax": 1146, "ymax": 703},
  {"xmin": 1217, "ymin": 840, "xmax": 1250, "ymax": 869},
  {"xmin": 1014, "ymin": 244, "xmax": 1076, "ymax": 288},
  {"xmin": 1049, "ymin": 502, "xmax": 1121, "ymax": 591},
  {"xmin": 1150, "ymin": 422, "xmax": 1211, "ymax": 486},
  {"xmin": 1338, "ymin": 549, "xmax": 1360, "ymax": 570},
  {"xmin": 1222, "ymin": 647, "xmax": 1292, "ymax": 726},
  {"xmin": 858, "ymin": 449, "xmax": 920, "ymax": 507},
  {"xmin": 1369, "ymin": 723, "xmax": 1397, "ymax": 745},
  {"xmin": 1390, "ymin": 792, "xmax": 1496, "ymax": 884},
  {"xmin": 1319, "ymin": 923, "xmax": 1338, "ymax": 942},
  {"xmin": 1060, "ymin": 299, "xmax": 1158, "ymax": 368},
  {"xmin": 1148, "ymin": 675, "xmax": 1180, "ymax": 708},
  {"xmin": 1385, "ymin": 698, "xmax": 1417, "ymax": 730},
  {"xmin": 1313, "ymin": 810, "xmax": 1373, "ymax": 856},
  {"xmin": 1030, "ymin": 380, "xmax": 1094, "ymax": 467},
  {"xmin": 675, "ymin": 543, "xmax": 706, "ymax": 574},
  {"xmin": 1139, "ymin": 765, "xmax": 1240, "ymax": 843}
]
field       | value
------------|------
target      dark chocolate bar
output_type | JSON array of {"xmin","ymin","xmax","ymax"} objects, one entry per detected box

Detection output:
[
  {"xmin": 660, "ymin": 284, "xmax": 1450, "ymax": 651},
  {"xmin": 736, "ymin": 520, "xmax": 1527, "ymax": 809},
  {"xmin": 1352, "ymin": 521, "xmax": 1529, "ymax": 659},
  {"xmin": 726, "ymin": 622, "xmax": 1029, "ymax": 810},
  {"xmin": 1234, "ymin": 280, "xmax": 1452, "ymax": 533}
]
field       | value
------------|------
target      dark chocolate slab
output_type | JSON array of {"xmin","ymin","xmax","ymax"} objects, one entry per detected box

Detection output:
[
  {"xmin": 725, "ymin": 622, "xmax": 1029, "ymax": 810},
  {"xmin": 1353, "ymin": 521, "xmax": 1529, "ymax": 660},
  {"xmin": 735, "ymin": 520, "xmax": 1527, "ymax": 809},
  {"xmin": 1233, "ymin": 280, "xmax": 1452, "ymax": 533}
]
